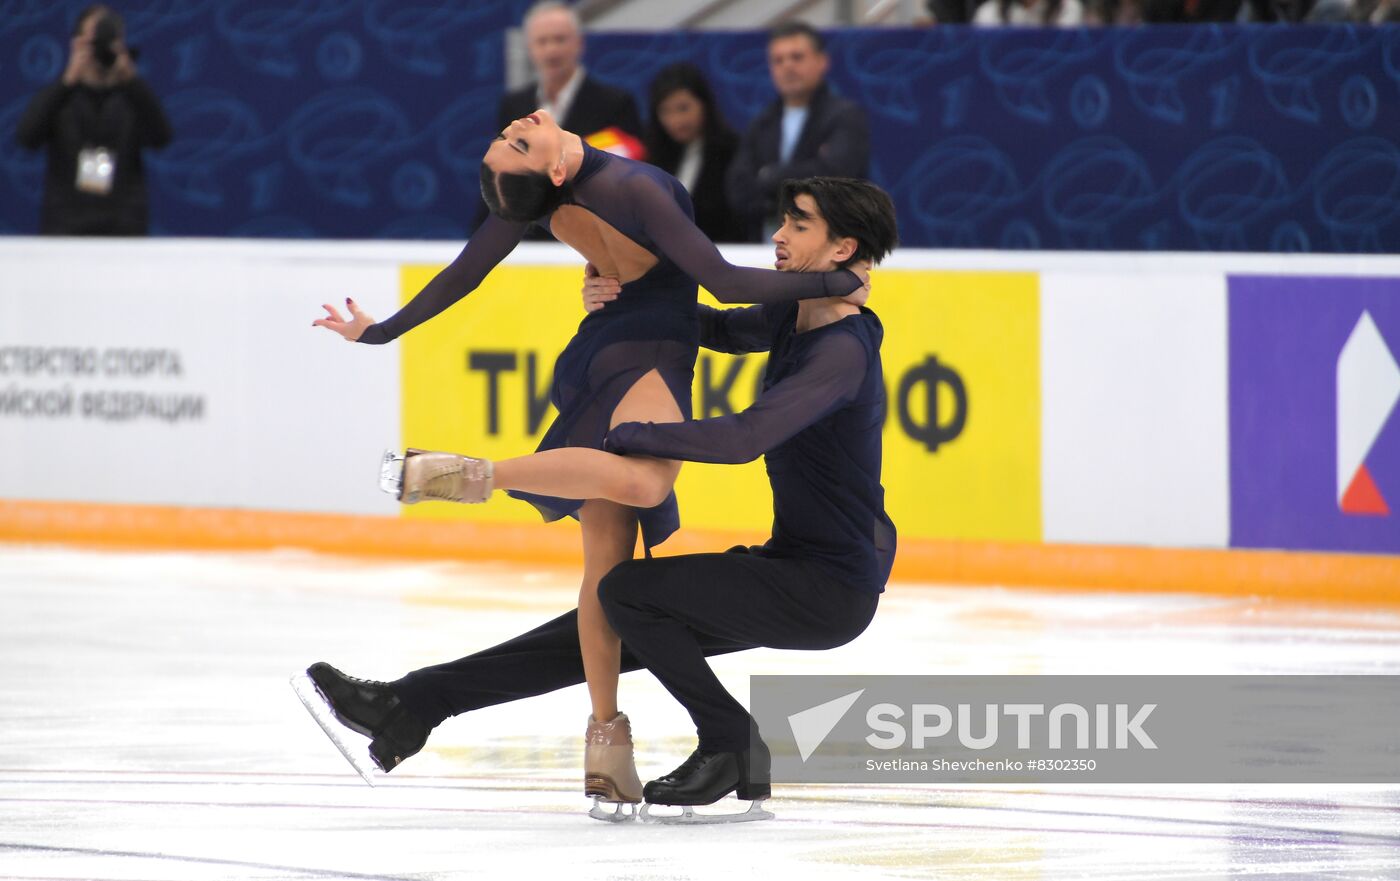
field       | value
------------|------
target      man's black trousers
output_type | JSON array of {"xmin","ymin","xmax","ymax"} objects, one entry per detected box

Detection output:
[{"xmin": 392, "ymin": 547, "xmax": 878, "ymax": 753}]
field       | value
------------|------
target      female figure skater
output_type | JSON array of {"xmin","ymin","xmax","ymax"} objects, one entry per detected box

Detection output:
[{"xmin": 310, "ymin": 109, "xmax": 866, "ymax": 814}]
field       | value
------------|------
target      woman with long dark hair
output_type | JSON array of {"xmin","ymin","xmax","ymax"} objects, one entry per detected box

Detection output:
[{"xmin": 643, "ymin": 63, "xmax": 745, "ymax": 243}]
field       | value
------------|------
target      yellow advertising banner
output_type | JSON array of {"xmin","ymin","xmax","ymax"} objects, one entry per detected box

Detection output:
[
  {"xmin": 873, "ymin": 270, "xmax": 1040, "ymax": 542},
  {"xmin": 399, "ymin": 265, "xmax": 1041, "ymax": 543}
]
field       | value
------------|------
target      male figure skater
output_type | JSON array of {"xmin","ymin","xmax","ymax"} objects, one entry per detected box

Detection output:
[{"xmin": 300, "ymin": 177, "xmax": 897, "ymax": 823}]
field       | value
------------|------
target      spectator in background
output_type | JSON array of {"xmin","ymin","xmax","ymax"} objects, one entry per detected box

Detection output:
[
  {"xmin": 1360, "ymin": 0, "xmax": 1400, "ymax": 19},
  {"xmin": 1082, "ymin": 0, "xmax": 1144, "ymax": 24},
  {"xmin": 725, "ymin": 23, "xmax": 869, "ymax": 244},
  {"xmin": 644, "ymin": 63, "xmax": 744, "ymax": 244},
  {"xmin": 16, "ymin": 4, "xmax": 171, "ymax": 236},
  {"xmin": 498, "ymin": 1, "xmax": 642, "ymax": 156},
  {"xmin": 925, "ymin": 0, "xmax": 975, "ymax": 22},
  {"xmin": 973, "ymin": 0, "xmax": 1086, "ymax": 25},
  {"xmin": 1139, "ymin": 0, "xmax": 1244, "ymax": 20},
  {"xmin": 488, "ymin": 1, "xmax": 642, "ymax": 237}
]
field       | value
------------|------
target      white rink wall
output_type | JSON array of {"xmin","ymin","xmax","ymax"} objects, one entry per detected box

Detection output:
[{"xmin": 2, "ymin": 238, "xmax": 1399, "ymax": 559}]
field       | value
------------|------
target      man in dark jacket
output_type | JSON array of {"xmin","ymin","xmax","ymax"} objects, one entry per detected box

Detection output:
[
  {"xmin": 487, "ymin": 1, "xmax": 642, "ymax": 236},
  {"xmin": 16, "ymin": 5, "xmax": 172, "ymax": 236},
  {"xmin": 498, "ymin": 2, "xmax": 640, "ymax": 147},
  {"xmin": 725, "ymin": 22, "xmax": 870, "ymax": 243}
]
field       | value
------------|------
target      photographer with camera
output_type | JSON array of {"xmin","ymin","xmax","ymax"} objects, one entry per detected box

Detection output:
[{"xmin": 16, "ymin": 5, "xmax": 172, "ymax": 236}]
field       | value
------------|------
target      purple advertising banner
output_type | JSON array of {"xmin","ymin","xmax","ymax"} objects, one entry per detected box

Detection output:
[{"xmin": 1229, "ymin": 275, "xmax": 1400, "ymax": 555}]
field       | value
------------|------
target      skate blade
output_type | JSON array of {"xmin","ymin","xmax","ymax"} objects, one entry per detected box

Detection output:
[
  {"xmin": 587, "ymin": 797, "xmax": 638, "ymax": 823},
  {"xmin": 379, "ymin": 449, "xmax": 404, "ymax": 498},
  {"xmin": 290, "ymin": 673, "xmax": 377, "ymax": 787},
  {"xmin": 638, "ymin": 799, "xmax": 774, "ymax": 825}
]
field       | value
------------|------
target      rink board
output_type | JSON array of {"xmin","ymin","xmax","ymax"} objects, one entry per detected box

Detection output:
[{"xmin": 1, "ymin": 239, "xmax": 1398, "ymax": 596}]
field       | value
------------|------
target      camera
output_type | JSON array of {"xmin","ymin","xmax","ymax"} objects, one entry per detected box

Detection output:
[{"xmin": 90, "ymin": 14, "xmax": 119, "ymax": 68}]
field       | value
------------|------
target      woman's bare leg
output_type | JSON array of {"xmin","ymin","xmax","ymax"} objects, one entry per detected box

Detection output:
[
  {"xmin": 578, "ymin": 498, "xmax": 637, "ymax": 722},
  {"xmin": 574, "ymin": 368, "xmax": 684, "ymax": 721},
  {"xmin": 493, "ymin": 447, "xmax": 674, "ymax": 508}
]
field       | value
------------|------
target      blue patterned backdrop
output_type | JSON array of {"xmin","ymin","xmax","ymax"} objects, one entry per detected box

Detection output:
[
  {"xmin": 2, "ymin": 4, "xmax": 1398, "ymax": 251},
  {"xmin": 0, "ymin": 0, "xmax": 530, "ymax": 238},
  {"xmin": 589, "ymin": 26, "xmax": 1400, "ymax": 253}
]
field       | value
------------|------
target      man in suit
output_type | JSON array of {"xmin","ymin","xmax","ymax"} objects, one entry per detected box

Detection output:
[
  {"xmin": 725, "ymin": 22, "xmax": 870, "ymax": 243},
  {"xmin": 498, "ymin": 1, "xmax": 641, "ymax": 153},
  {"xmin": 484, "ymin": 1, "xmax": 642, "ymax": 235}
]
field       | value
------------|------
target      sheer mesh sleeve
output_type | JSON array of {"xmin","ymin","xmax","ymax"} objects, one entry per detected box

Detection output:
[
  {"xmin": 605, "ymin": 330, "xmax": 868, "ymax": 464},
  {"xmin": 616, "ymin": 169, "xmax": 862, "ymax": 305},
  {"xmin": 697, "ymin": 304, "xmax": 777, "ymax": 354},
  {"xmin": 357, "ymin": 214, "xmax": 528, "ymax": 345}
]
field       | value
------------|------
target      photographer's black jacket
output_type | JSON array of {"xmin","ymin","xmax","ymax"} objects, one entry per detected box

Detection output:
[{"xmin": 16, "ymin": 77, "xmax": 172, "ymax": 236}]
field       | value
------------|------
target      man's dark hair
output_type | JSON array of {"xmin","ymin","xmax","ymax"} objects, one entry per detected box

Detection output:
[
  {"xmin": 779, "ymin": 177, "xmax": 898, "ymax": 267},
  {"xmin": 768, "ymin": 21, "xmax": 825, "ymax": 53},
  {"xmin": 479, "ymin": 162, "xmax": 566, "ymax": 223}
]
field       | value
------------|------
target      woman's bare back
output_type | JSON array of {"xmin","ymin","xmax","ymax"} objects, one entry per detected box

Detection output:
[{"xmin": 549, "ymin": 205, "xmax": 658, "ymax": 283}]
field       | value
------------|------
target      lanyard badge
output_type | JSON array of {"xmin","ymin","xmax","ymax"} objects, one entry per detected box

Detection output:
[{"xmin": 76, "ymin": 147, "xmax": 116, "ymax": 195}]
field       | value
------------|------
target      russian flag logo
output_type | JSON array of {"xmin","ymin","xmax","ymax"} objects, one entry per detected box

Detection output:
[{"xmin": 1337, "ymin": 310, "xmax": 1400, "ymax": 516}]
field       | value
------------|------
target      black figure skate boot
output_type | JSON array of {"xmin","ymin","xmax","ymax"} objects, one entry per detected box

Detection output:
[
  {"xmin": 290, "ymin": 662, "xmax": 429, "ymax": 784},
  {"xmin": 639, "ymin": 736, "xmax": 774, "ymax": 824}
]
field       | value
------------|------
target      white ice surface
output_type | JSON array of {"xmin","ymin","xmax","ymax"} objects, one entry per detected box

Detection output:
[{"xmin": 1, "ymin": 544, "xmax": 1398, "ymax": 881}]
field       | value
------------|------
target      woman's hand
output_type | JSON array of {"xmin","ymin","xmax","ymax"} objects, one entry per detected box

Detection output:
[
  {"xmin": 582, "ymin": 262, "xmax": 621, "ymax": 313},
  {"xmin": 313, "ymin": 297, "xmax": 375, "ymax": 342},
  {"xmin": 842, "ymin": 261, "xmax": 872, "ymax": 307}
]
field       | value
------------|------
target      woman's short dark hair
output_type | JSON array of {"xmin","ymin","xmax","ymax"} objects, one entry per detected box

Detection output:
[
  {"xmin": 479, "ymin": 162, "xmax": 566, "ymax": 223},
  {"xmin": 779, "ymin": 177, "xmax": 899, "ymax": 267},
  {"xmin": 643, "ymin": 62, "xmax": 736, "ymax": 172}
]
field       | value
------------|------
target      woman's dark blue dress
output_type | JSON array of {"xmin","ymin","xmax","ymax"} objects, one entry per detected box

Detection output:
[{"xmin": 356, "ymin": 144, "xmax": 862, "ymax": 552}]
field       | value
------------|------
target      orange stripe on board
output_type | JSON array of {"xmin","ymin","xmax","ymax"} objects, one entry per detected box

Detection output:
[{"xmin": 1, "ymin": 499, "xmax": 1397, "ymax": 605}]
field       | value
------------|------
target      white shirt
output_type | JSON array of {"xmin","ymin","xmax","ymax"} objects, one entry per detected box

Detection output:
[
  {"xmin": 537, "ymin": 66, "xmax": 585, "ymax": 126},
  {"xmin": 780, "ymin": 106, "xmax": 808, "ymax": 163},
  {"xmin": 676, "ymin": 139, "xmax": 704, "ymax": 192}
]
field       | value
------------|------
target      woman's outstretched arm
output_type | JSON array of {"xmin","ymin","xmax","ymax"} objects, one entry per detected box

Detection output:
[
  {"xmin": 312, "ymin": 214, "xmax": 528, "ymax": 344},
  {"xmin": 622, "ymin": 170, "xmax": 868, "ymax": 305}
]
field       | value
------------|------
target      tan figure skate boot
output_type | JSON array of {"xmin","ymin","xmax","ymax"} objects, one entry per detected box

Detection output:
[
  {"xmin": 585, "ymin": 712, "xmax": 643, "ymax": 822},
  {"xmin": 397, "ymin": 448, "xmax": 493, "ymax": 505}
]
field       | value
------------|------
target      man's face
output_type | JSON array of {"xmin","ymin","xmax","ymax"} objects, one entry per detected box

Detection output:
[
  {"xmin": 767, "ymin": 34, "xmax": 828, "ymax": 104},
  {"xmin": 772, "ymin": 193, "xmax": 850, "ymax": 272},
  {"xmin": 525, "ymin": 8, "xmax": 582, "ymax": 84}
]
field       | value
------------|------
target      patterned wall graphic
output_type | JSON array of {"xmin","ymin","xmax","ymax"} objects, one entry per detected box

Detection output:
[
  {"xmin": 3, "ymin": 6, "xmax": 1397, "ymax": 250},
  {"xmin": 588, "ymin": 27, "xmax": 1400, "ymax": 254}
]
